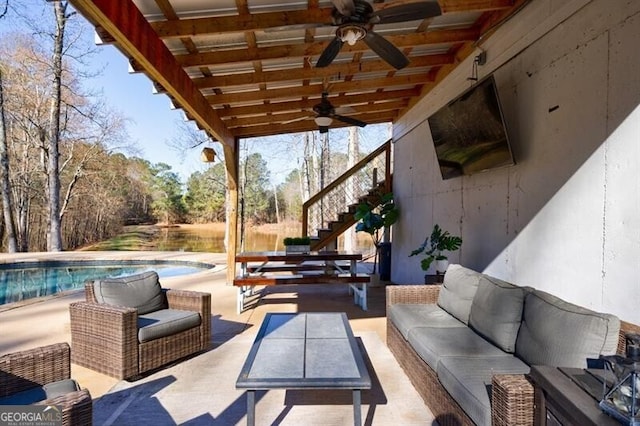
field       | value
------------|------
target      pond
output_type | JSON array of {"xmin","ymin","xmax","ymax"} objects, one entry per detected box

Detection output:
[
  {"xmin": 150, "ymin": 224, "xmax": 375, "ymax": 254},
  {"xmin": 0, "ymin": 260, "xmax": 213, "ymax": 305}
]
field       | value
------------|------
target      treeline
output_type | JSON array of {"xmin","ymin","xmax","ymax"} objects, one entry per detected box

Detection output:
[{"xmin": 0, "ymin": 3, "xmax": 181, "ymax": 252}]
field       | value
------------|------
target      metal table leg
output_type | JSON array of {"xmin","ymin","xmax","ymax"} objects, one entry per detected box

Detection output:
[
  {"xmin": 237, "ymin": 287, "xmax": 244, "ymax": 314},
  {"xmin": 246, "ymin": 390, "xmax": 255, "ymax": 426},
  {"xmin": 353, "ymin": 389, "xmax": 362, "ymax": 426}
]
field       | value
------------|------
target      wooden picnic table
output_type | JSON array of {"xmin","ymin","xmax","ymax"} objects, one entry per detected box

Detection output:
[{"xmin": 234, "ymin": 251, "xmax": 369, "ymax": 312}]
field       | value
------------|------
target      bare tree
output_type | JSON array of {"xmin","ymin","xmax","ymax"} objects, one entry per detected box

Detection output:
[
  {"xmin": 44, "ymin": 1, "xmax": 75, "ymax": 251},
  {"xmin": 0, "ymin": 67, "xmax": 18, "ymax": 252}
]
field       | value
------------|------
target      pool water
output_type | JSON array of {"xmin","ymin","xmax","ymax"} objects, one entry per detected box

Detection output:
[{"xmin": 0, "ymin": 260, "xmax": 213, "ymax": 305}]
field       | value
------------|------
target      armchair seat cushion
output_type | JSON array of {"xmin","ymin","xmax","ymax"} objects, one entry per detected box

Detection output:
[
  {"xmin": 138, "ymin": 309, "xmax": 202, "ymax": 343},
  {"xmin": 0, "ymin": 379, "xmax": 80, "ymax": 405}
]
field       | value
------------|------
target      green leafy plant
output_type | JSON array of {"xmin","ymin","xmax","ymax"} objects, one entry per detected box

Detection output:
[
  {"xmin": 354, "ymin": 192, "xmax": 399, "ymax": 274},
  {"xmin": 283, "ymin": 236, "xmax": 311, "ymax": 246},
  {"xmin": 410, "ymin": 224, "xmax": 462, "ymax": 272}
]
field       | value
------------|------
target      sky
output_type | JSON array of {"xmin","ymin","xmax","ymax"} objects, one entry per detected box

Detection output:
[
  {"xmin": 1, "ymin": 1, "xmax": 391, "ymax": 185},
  {"xmin": 84, "ymin": 44, "xmax": 210, "ymax": 180}
]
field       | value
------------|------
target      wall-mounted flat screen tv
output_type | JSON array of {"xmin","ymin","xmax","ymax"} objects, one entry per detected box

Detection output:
[{"xmin": 427, "ymin": 75, "xmax": 515, "ymax": 180}]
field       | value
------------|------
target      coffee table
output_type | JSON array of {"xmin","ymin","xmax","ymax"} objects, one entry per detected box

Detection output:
[{"xmin": 236, "ymin": 312, "xmax": 372, "ymax": 426}]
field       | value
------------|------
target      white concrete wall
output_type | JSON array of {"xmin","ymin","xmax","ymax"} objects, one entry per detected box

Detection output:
[{"xmin": 392, "ymin": 0, "xmax": 640, "ymax": 324}]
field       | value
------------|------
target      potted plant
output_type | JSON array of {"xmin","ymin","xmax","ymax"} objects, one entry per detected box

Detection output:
[
  {"xmin": 410, "ymin": 224, "xmax": 462, "ymax": 280},
  {"xmin": 283, "ymin": 236, "xmax": 311, "ymax": 254},
  {"xmin": 354, "ymin": 192, "xmax": 399, "ymax": 283}
]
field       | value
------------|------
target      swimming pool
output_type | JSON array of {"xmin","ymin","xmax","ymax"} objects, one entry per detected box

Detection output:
[{"xmin": 0, "ymin": 259, "xmax": 214, "ymax": 305}]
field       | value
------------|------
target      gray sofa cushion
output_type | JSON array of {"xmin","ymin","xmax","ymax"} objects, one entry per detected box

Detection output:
[
  {"xmin": 516, "ymin": 290, "xmax": 621, "ymax": 368},
  {"xmin": 468, "ymin": 275, "xmax": 527, "ymax": 353},
  {"xmin": 388, "ymin": 304, "xmax": 466, "ymax": 339},
  {"xmin": 0, "ymin": 379, "xmax": 80, "ymax": 405},
  {"xmin": 407, "ymin": 326, "xmax": 508, "ymax": 370},
  {"xmin": 93, "ymin": 271, "xmax": 167, "ymax": 315},
  {"xmin": 437, "ymin": 356, "xmax": 530, "ymax": 426},
  {"xmin": 437, "ymin": 264, "xmax": 482, "ymax": 324},
  {"xmin": 43, "ymin": 379, "xmax": 81, "ymax": 399},
  {"xmin": 138, "ymin": 309, "xmax": 202, "ymax": 343}
]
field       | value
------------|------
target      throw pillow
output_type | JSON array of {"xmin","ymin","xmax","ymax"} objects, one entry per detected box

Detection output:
[
  {"xmin": 436, "ymin": 264, "xmax": 482, "ymax": 325},
  {"xmin": 469, "ymin": 275, "xmax": 528, "ymax": 353},
  {"xmin": 93, "ymin": 271, "xmax": 167, "ymax": 314}
]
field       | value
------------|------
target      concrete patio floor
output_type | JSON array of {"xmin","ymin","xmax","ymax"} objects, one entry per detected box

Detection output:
[{"xmin": 0, "ymin": 251, "xmax": 435, "ymax": 425}]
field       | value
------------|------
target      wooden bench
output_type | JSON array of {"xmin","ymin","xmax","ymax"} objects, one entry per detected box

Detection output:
[
  {"xmin": 233, "ymin": 273, "xmax": 370, "ymax": 286},
  {"xmin": 245, "ymin": 264, "xmax": 342, "ymax": 274}
]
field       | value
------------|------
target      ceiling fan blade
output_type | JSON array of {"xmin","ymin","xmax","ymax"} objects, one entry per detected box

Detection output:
[
  {"xmin": 331, "ymin": 0, "xmax": 356, "ymax": 17},
  {"xmin": 332, "ymin": 114, "xmax": 367, "ymax": 127},
  {"xmin": 334, "ymin": 105, "xmax": 355, "ymax": 114},
  {"xmin": 364, "ymin": 31, "xmax": 409, "ymax": 70},
  {"xmin": 265, "ymin": 23, "xmax": 326, "ymax": 33},
  {"xmin": 281, "ymin": 115, "xmax": 311, "ymax": 125},
  {"xmin": 371, "ymin": 1, "xmax": 442, "ymax": 24},
  {"xmin": 316, "ymin": 37, "xmax": 344, "ymax": 68}
]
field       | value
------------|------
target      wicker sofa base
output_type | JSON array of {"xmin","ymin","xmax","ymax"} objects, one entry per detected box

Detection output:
[{"xmin": 387, "ymin": 321, "xmax": 475, "ymax": 426}]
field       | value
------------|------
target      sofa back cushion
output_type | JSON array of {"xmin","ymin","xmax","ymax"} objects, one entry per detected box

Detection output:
[
  {"xmin": 469, "ymin": 275, "xmax": 527, "ymax": 353},
  {"xmin": 516, "ymin": 290, "xmax": 620, "ymax": 368},
  {"xmin": 93, "ymin": 271, "xmax": 167, "ymax": 315},
  {"xmin": 436, "ymin": 264, "xmax": 482, "ymax": 325}
]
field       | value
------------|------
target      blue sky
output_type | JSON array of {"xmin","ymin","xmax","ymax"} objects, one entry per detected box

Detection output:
[{"xmin": 85, "ymin": 44, "xmax": 209, "ymax": 180}]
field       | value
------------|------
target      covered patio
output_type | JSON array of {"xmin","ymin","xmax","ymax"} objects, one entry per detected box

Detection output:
[
  {"xmin": 3, "ymin": 0, "xmax": 639, "ymax": 425},
  {"xmin": 0, "ymin": 251, "xmax": 431, "ymax": 425}
]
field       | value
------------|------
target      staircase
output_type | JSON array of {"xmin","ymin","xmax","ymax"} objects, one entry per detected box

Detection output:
[{"xmin": 302, "ymin": 139, "xmax": 393, "ymax": 251}]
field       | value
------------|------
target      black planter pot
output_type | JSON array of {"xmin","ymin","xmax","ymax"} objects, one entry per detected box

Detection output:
[{"xmin": 424, "ymin": 273, "xmax": 444, "ymax": 285}]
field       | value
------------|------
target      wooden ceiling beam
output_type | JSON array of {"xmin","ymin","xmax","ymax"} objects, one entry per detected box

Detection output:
[
  {"xmin": 150, "ymin": 1, "xmax": 512, "ymax": 38},
  {"xmin": 233, "ymin": 111, "xmax": 397, "ymax": 138},
  {"xmin": 224, "ymin": 99, "xmax": 409, "ymax": 128},
  {"xmin": 193, "ymin": 54, "xmax": 453, "ymax": 89},
  {"xmin": 151, "ymin": 8, "xmax": 333, "ymax": 38},
  {"xmin": 216, "ymin": 89, "xmax": 419, "ymax": 118},
  {"xmin": 207, "ymin": 74, "xmax": 433, "ymax": 105},
  {"xmin": 68, "ymin": 0, "xmax": 235, "ymax": 149},
  {"xmin": 439, "ymin": 0, "xmax": 514, "ymax": 13},
  {"xmin": 176, "ymin": 28, "xmax": 479, "ymax": 68}
]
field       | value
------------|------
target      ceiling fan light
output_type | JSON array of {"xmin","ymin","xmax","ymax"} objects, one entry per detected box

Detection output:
[
  {"xmin": 315, "ymin": 116, "xmax": 333, "ymax": 127},
  {"xmin": 337, "ymin": 25, "xmax": 366, "ymax": 46}
]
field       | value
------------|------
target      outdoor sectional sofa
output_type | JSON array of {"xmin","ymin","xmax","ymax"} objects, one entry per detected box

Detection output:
[{"xmin": 386, "ymin": 264, "xmax": 638, "ymax": 426}]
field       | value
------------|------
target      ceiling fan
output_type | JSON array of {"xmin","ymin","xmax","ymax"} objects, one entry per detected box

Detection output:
[
  {"xmin": 316, "ymin": 0, "xmax": 442, "ymax": 70},
  {"xmin": 284, "ymin": 92, "xmax": 367, "ymax": 133}
]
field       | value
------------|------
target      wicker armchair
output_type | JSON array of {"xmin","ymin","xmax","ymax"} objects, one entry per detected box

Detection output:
[
  {"xmin": 0, "ymin": 343, "xmax": 93, "ymax": 426},
  {"xmin": 69, "ymin": 273, "xmax": 211, "ymax": 380}
]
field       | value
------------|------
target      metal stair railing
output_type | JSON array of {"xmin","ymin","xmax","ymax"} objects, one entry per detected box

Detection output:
[{"xmin": 302, "ymin": 139, "xmax": 392, "ymax": 250}]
